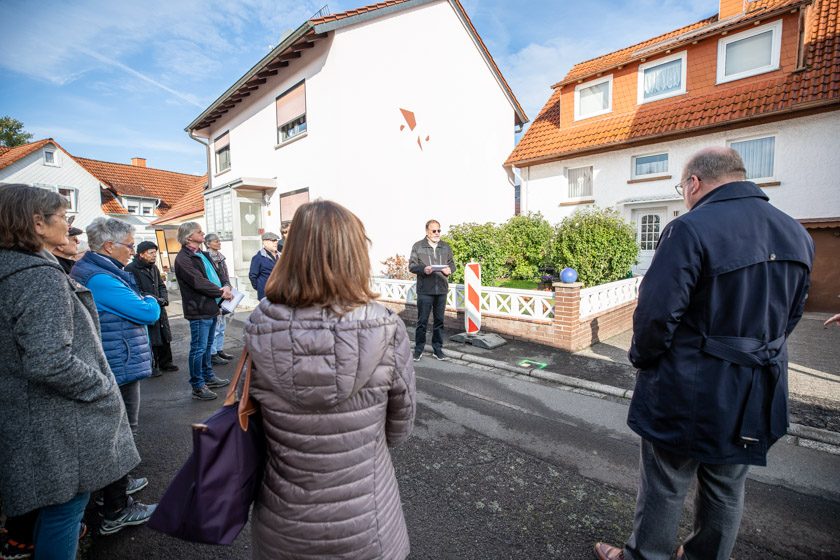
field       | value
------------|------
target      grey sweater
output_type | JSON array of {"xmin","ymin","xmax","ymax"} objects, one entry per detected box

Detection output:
[{"xmin": 0, "ymin": 248, "xmax": 139, "ymax": 516}]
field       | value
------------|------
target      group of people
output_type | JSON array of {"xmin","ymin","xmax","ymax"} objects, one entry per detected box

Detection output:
[{"xmin": 0, "ymin": 146, "xmax": 822, "ymax": 560}]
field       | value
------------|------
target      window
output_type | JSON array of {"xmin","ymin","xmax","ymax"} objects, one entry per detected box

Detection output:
[
  {"xmin": 215, "ymin": 132, "xmax": 231, "ymax": 173},
  {"xmin": 127, "ymin": 203, "xmax": 138, "ymax": 214},
  {"xmin": 58, "ymin": 188, "xmax": 78, "ymax": 212},
  {"xmin": 205, "ymin": 191, "xmax": 233, "ymax": 241},
  {"xmin": 567, "ymin": 166, "xmax": 593, "ymax": 198},
  {"xmin": 44, "ymin": 148, "xmax": 57, "ymax": 166},
  {"xmin": 574, "ymin": 75, "xmax": 612, "ymax": 120},
  {"xmin": 141, "ymin": 205, "xmax": 153, "ymax": 216},
  {"xmin": 639, "ymin": 214, "xmax": 662, "ymax": 251},
  {"xmin": 276, "ymin": 82, "xmax": 307, "ymax": 143},
  {"xmin": 717, "ymin": 20, "xmax": 782, "ymax": 83},
  {"xmin": 729, "ymin": 136, "xmax": 775, "ymax": 180},
  {"xmin": 632, "ymin": 153, "xmax": 669, "ymax": 178},
  {"xmin": 638, "ymin": 52, "xmax": 687, "ymax": 103}
]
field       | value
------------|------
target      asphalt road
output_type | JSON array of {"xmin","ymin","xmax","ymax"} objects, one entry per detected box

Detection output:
[{"xmin": 81, "ymin": 317, "xmax": 840, "ymax": 559}]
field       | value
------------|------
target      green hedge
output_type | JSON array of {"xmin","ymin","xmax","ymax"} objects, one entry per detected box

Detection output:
[
  {"xmin": 442, "ymin": 222, "xmax": 506, "ymax": 285},
  {"xmin": 501, "ymin": 212, "xmax": 553, "ymax": 280}
]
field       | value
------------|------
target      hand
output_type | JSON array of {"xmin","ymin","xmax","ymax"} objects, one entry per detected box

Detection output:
[
  {"xmin": 157, "ymin": 298, "xmax": 168, "ymax": 307},
  {"xmin": 221, "ymin": 286, "xmax": 233, "ymax": 300},
  {"xmin": 424, "ymin": 265, "xmax": 433, "ymax": 275},
  {"xmin": 441, "ymin": 266, "xmax": 451, "ymax": 276},
  {"xmin": 824, "ymin": 313, "xmax": 840, "ymax": 328}
]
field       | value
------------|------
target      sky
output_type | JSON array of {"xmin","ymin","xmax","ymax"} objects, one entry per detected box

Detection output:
[{"xmin": 0, "ymin": 0, "xmax": 717, "ymax": 176}]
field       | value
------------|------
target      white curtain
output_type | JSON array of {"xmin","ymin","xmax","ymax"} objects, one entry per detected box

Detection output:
[
  {"xmin": 634, "ymin": 153, "xmax": 669, "ymax": 176},
  {"xmin": 725, "ymin": 30, "xmax": 773, "ymax": 76},
  {"xmin": 568, "ymin": 166, "xmax": 593, "ymax": 198},
  {"xmin": 731, "ymin": 137, "xmax": 775, "ymax": 179},
  {"xmin": 579, "ymin": 82, "xmax": 610, "ymax": 116},
  {"xmin": 644, "ymin": 59, "xmax": 682, "ymax": 98}
]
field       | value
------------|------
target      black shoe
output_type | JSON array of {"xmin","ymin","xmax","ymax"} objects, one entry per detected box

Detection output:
[
  {"xmin": 191, "ymin": 386, "xmax": 218, "ymax": 400},
  {"xmin": 433, "ymin": 348, "xmax": 446, "ymax": 360},
  {"xmin": 205, "ymin": 376, "xmax": 231, "ymax": 389},
  {"xmin": 216, "ymin": 350, "xmax": 234, "ymax": 360},
  {"xmin": 413, "ymin": 351, "xmax": 422, "ymax": 362},
  {"xmin": 211, "ymin": 353, "xmax": 230, "ymax": 365},
  {"xmin": 160, "ymin": 364, "xmax": 179, "ymax": 372}
]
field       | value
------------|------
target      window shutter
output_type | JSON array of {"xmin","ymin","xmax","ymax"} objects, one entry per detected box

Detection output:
[
  {"xmin": 215, "ymin": 132, "xmax": 230, "ymax": 150},
  {"xmin": 276, "ymin": 83, "xmax": 306, "ymax": 127}
]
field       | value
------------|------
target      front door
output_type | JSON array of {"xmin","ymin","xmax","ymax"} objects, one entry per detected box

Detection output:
[
  {"xmin": 632, "ymin": 207, "xmax": 666, "ymax": 275},
  {"xmin": 237, "ymin": 195, "xmax": 264, "ymax": 270}
]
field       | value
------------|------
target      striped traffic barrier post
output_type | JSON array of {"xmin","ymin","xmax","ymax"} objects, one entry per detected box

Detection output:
[{"xmin": 464, "ymin": 262, "xmax": 481, "ymax": 334}]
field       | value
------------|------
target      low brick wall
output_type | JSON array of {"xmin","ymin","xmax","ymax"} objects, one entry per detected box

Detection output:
[{"xmin": 380, "ymin": 281, "xmax": 636, "ymax": 353}]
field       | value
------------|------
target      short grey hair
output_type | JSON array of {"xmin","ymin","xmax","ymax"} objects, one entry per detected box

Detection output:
[
  {"xmin": 683, "ymin": 147, "xmax": 747, "ymax": 183},
  {"xmin": 204, "ymin": 233, "xmax": 220, "ymax": 245},
  {"xmin": 177, "ymin": 221, "xmax": 201, "ymax": 245},
  {"xmin": 86, "ymin": 217, "xmax": 134, "ymax": 251}
]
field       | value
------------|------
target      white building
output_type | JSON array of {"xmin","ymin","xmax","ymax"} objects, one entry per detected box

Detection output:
[
  {"xmin": 507, "ymin": 0, "xmax": 840, "ymax": 310},
  {"xmin": 185, "ymin": 0, "xmax": 528, "ymax": 299}
]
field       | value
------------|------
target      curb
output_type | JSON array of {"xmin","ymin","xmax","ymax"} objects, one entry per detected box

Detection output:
[{"xmin": 429, "ymin": 345, "xmax": 840, "ymax": 454}]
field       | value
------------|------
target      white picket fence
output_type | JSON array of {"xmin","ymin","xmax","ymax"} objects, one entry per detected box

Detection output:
[{"xmin": 578, "ymin": 277, "xmax": 642, "ymax": 318}]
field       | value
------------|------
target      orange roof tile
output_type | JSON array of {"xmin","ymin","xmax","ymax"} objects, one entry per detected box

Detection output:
[
  {"xmin": 101, "ymin": 189, "xmax": 129, "ymax": 215},
  {"xmin": 152, "ymin": 175, "xmax": 207, "ymax": 224},
  {"xmin": 75, "ymin": 157, "xmax": 204, "ymax": 216},
  {"xmin": 309, "ymin": 0, "xmax": 411, "ymax": 25},
  {"xmin": 0, "ymin": 139, "xmax": 67, "ymax": 171},
  {"xmin": 508, "ymin": 0, "xmax": 839, "ymax": 166}
]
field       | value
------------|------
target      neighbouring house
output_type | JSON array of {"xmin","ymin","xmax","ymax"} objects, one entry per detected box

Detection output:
[
  {"xmin": 0, "ymin": 138, "xmax": 206, "ymax": 271},
  {"xmin": 185, "ymin": 0, "xmax": 528, "ymax": 302},
  {"xmin": 151, "ymin": 175, "xmax": 210, "ymax": 274},
  {"xmin": 507, "ymin": 0, "xmax": 839, "ymax": 311}
]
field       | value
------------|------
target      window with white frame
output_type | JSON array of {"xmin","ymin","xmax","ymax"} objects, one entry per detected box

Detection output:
[
  {"xmin": 574, "ymin": 76, "xmax": 612, "ymax": 120},
  {"xmin": 215, "ymin": 132, "xmax": 231, "ymax": 173},
  {"xmin": 276, "ymin": 81, "xmax": 307, "ymax": 144},
  {"xmin": 44, "ymin": 148, "xmax": 58, "ymax": 166},
  {"xmin": 126, "ymin": 202, "xmax": 138, "ymax": 214},
  {"xmin": 639, "ymin": 214, "xmax": 662, "ymax": 251},
  {"xmin": 58, "ymin": 187, "xmax": 78, "ymax": 212},
  {"xmin": 567, "ymin": 166, "xmax": 594, "ymax": 198},
  {"xmin": 204, "ymin": 191, "xmax": 233, "ymax": 241},
  {"xmin": 632, "ymin": 153, "xmax": 669, "ymax": 178},
  {"xmin": 729, "ymin": 136, "xmax": 775, "ymax": 180},
  {"xmin": 638, "ymin": 52, "xmax": 687, "ymax": 103},
  {"xmin": 717, "ymin": 20, "xmax": 782, "ymax": 83}
]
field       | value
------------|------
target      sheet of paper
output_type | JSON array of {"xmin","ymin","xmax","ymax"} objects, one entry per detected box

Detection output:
[
  {"xmin": 220, "ymin": 288, "xmax": 245, "ymax": 314},
  {"xmin": 430, "ymin": 264, "xmax": 449, "ymax": 271}
]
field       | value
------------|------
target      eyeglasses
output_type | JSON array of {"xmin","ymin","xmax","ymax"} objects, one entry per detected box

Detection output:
[
  {"xmin": 675, "ymin": 175, "xmax": 701, "ymax": 196},
  {"xmin": 114, "ymin": 241, "xmax": 135, "ymax": 251},
  {"xmin": 429, "ymin": 229, "xmax": 441, "ymax": 234}
]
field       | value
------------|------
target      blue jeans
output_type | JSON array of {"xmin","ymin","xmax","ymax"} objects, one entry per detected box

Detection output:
[
  {"xmin": 211, "ymin": 315, "xmax": 226, "ymax": 354},
  {"xmin": 188, "ymin": 317, "xmax": 217, "ymax": 389},
  {"xmin": 33, "ymin": 491, "xmax": 89, "ymax": 560}
]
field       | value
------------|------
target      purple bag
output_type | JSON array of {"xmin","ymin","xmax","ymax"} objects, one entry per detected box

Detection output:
[{"xmin": 148, "ymin": 350, "xmax": 264, "ymax": 545}]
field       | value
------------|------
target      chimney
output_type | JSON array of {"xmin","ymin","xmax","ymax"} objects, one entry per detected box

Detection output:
[
  {"xmin": 131, "ymin": 157, "xmax": 147, "ymax": 168},
  {"xmin": 719, "ymin": 0, "xmax": 745, "ymax": 20}
]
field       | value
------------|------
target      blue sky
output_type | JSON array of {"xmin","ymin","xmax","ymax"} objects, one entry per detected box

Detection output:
[{"xmin": 0, "ymin": 0, "xmax": 716, "ymax": 175}]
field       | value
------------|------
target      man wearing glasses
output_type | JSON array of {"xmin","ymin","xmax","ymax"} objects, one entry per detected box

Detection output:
[
  {"xmin": 595, "ymin": 147, "xmax": 814, "ymax": 560},
  {"xmin": 409, "ymin": 220, "xmax": 456, "ymax": 361}
]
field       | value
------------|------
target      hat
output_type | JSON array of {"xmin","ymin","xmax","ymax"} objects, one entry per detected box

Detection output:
[
  {"xmin": 261, "ymin": 232, "xmax": 280, "ymax": 241},
  {"xmin": 67, "ymin": 226, "xmax": 83, "ymax": 237},
  {"xmin": 136, "ymin": 241, "xmax": 158, "ymax": 254}
]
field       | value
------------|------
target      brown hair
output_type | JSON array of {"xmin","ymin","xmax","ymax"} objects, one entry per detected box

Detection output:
[
  {"xmin": 264, "ymin": 200, "xmax": 378, "ymax": 311},
  {"xmin": 0, "ymin": 184, "xmax": 67, "ymax": 252}
]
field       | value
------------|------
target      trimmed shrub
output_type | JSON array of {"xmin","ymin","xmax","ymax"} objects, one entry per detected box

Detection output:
[
  {"xmin": 442, "ymin": 222, "xmax": 505, "ymax": 285},
  {"xmin": 550, "ymin": 207, "xmax": 638, "ymax": 287},
  {"xmin": 501, "ymin": 212, "xmax": 553, "ymax": 280}
]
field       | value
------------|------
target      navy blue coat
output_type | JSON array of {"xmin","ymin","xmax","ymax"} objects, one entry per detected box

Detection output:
[
  {"xmin": 627, "ymin": 182, "xmax": 813, "ymax": 466},
  {"xmin": 248, "ymin": 248, "xmax": 277, "ymax": 300}
]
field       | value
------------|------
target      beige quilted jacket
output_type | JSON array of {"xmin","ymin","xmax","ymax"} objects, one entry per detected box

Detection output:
[{"xmin": 244, "ymin": 300, "xmax": 416, "ymax": 559}]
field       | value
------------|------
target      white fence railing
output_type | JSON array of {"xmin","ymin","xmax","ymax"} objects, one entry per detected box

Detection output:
[
  {"xmin": 578, "ymin": 277, "xmax": 642, "ymax": 319},
  {"xmin": 371, "ymin": 278, "xmax": 555, "ymax": 321}
]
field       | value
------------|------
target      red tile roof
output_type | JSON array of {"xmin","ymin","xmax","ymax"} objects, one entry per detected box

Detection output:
[
  {"xmin": 101, "ymin": 189, "xmax": 129, "ymax": 214},
  {"xmin": 0, "ymin": 139, "xmax": 64, "ymax": 171},
  {"xmin": 508, "ymin": 0, "xmax": 839, "ymax": 166},
  {"xmin": 75, "ymin": 157, "xmax": 204, "ymax": 216},
  {"xmin": 152, "ymin": 175, "xmax": 208, "ymax": 224},
  {"xmin": 309, "ymin": 0, "xmax": 411, "ymax": 25}
]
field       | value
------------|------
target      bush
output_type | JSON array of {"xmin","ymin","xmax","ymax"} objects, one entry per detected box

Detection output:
[
  {"xmin": 550, "ymin": 207, "xmax": 638, "ymax": 287},
  {"xmin": 442, "ymin": 222, "xmax": 505, "ymax": 285},
  {"xmin": 380, "ymin": 254, "xmax": 411, "ymax": 280},
  {"xmin": 500, "ymin": 212, "xmax": 553, "ymax": 280}
]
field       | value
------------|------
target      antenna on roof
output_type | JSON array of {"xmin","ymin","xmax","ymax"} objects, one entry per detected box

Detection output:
[{"xmin": 310, "ymin": 4, "xmax": 330, "ymax": 19}]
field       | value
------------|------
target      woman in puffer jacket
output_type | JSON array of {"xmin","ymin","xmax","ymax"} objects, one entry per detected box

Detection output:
[{"xmin": 244, "ymin": 200, "xmax": 416, "ymax": 560}]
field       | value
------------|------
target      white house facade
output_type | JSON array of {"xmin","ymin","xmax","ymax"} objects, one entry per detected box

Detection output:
[{"xmin": 186, "ymin": 0, "xmax": 527, "ymax": 301}]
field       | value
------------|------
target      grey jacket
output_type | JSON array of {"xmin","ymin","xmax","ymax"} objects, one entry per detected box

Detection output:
[
  {"xmin": 244, "ymin": 300, "xmax": 416, "ymax": 560},
  {"xmin": 408, "ymin": 238, "xmax": 455, "ymax": 295},
  {"xmin": 0, "ymin": 249, "xmax": 139, "ymax": 516}
]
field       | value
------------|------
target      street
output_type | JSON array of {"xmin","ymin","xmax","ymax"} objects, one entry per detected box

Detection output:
[{"xmin": 83, "ymin": 316, "xmax": 840, "ymax": 559}]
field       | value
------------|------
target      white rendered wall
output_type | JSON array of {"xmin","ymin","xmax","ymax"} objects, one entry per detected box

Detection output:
[
  {"xmin": 0, "ymin": 144, "xmax": 106, "ymax": 229},
  {"xmin": 199, "ymin": 0, "xmax": 517, "ymax": 273},
  {"xmin": 520, "ymin": 111, "xmax": 840, "ymax": 226}
]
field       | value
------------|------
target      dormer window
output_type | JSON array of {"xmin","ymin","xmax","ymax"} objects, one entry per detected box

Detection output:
[
  {"xmin": 44, "ymin": 148, "xmax": 58, "ymax": 166},
  {"xmin": 574, "ymin": 75, "xmax": 613, "ymax": 121},
  {"xmin": 638, "ymin": 52, "xmax": 687, "ymax": 104},
  {"xmin": 717, "ymin": 20, "xmax": 782, "ymax": 83}
]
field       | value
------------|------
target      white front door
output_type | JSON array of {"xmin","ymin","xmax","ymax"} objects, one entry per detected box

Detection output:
[{"xmin": 632, "ymin": 207, "xmax": 666, "ymax": 275}]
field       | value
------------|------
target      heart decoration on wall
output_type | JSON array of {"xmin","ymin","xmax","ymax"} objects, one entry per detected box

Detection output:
[{"xmin": 244, "ymin": 213, "xmax": 256, "ymax": 225}]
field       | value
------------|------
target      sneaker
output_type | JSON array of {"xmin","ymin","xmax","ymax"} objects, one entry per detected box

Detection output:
[
  {"xmin": 433, "ymin": 348, "xmax": 446, "ymax": 360},
  {"xmin": 205, "ymin": 376, "xmax": 230, "ymax": 389},
  {"xmin": 94, "ymin": 476, "xmax": 147, "ymax": 506},
  {"xmin": 413, "ymin": 351, "xmax": 423, "ymax": 362},
  {"xmin": 99, "ymin": 500, "xmax": 156, "ymax": 536},
  {"xmin": 216, "ymin": 350, "xmax": 234, "ymax": 360},
  {"xmin": 160, "ymin": 364, "xmax": 179, "ymax": 372},
  {"xmin": 211, "ymin": 353, "xmax": 230, "ymax": 365},
  {"xmin": 0, "ymin": 532, "xmax": 33, "ymax": 560},
  {"xmin": 191, "ymin": 386, "xmax": 218, "ymax": 400}
]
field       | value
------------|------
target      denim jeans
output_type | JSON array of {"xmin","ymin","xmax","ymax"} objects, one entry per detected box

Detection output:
[
  {"xmin": 211, "ymin": 315, "xmax": 227, "ymax": 354},
  {"xmin": 188, "ymin": 317, "xmax": 218, "ymax": 389},
  {"xmin": 119, "ymin": 381, "xmax": 140, "ymax": 434},
  {"xmin": 415, "ymin": 293, "xmax": 446, "ymax": 353},
  {"xmin": 33, "ymin": 491, "xmax": 89, "ymax": 560},
  {"xmin": 624, "ymin": 439, "xmax": 749, "ymax": 560}
]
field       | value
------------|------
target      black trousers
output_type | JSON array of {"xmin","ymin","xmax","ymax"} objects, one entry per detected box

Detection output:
[
  {"xmin": 102, "ymin": 475, "xmax": 129, "ymax": 518},
  {"xmin": 416, "ymin": 293, "xmax": 446, "ymax": 353},
  {"xmin": 153, "ymin": 342, "xmax": 174, "ymax": 369}
]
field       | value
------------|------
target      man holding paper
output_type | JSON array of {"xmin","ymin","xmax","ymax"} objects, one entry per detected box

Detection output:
[{"xmin": 409, "ymin": 219, "xmax": 456, "ymax": 361}]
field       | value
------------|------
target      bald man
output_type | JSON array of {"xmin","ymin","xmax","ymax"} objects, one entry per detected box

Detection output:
[{"xmin": 595, "ymin": 147, "xmax": 814, "ymax": 560}]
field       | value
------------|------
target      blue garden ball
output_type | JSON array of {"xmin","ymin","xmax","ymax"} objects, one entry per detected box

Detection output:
[{"xmin": 560, "ymin": 267, "xmax": 578, "ymax": 283}]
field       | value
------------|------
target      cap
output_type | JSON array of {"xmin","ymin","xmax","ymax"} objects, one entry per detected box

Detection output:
[
  {"xmin": 136, "ymin": 241, "xmax": 158, "ymax": 254},
  {"xmin": 67, "ymin": 226, "xmax": 84, "ymax": 237},
  {"xmin": 261, "ymin": 232, "xmax": 280, "ymax": 241}
]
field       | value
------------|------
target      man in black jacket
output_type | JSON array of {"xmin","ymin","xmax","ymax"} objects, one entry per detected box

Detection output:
[
  {"xmin": 408, "ymin": 219, "xmax": 455, "ymax": 361},
  {"xmin": 125, "ymin": 241, "xmax": 178, "ymax": 376},
  {"xmin": 173, "ymin": 222, "xmax": 233, "ymax": 401},
  {"xmin": 594, "ymin": 147, "xmax": 813, "ymax": 560}
]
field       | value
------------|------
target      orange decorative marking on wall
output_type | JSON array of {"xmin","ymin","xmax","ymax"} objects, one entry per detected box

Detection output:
[{"xmin": 399, "ymin": 108, "xmax": 431, "ymax": 151}]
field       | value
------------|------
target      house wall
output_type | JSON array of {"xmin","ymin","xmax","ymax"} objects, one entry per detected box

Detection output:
[
  {"xmin": 200, "ymin": 0, "xmax": 517, "ymax": 278},
  {"xmin": 0, "ymin": 144, "xmax": 106, "ymax": 229}
]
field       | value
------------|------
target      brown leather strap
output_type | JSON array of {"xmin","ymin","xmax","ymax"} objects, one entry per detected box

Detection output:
[
  {"xmin": 238, "ymin": 356, "xmax": 258, "ymax": 431},
  {"xmin": 224, "ymin": 348, "xmax": 249, "ymax": 406}
]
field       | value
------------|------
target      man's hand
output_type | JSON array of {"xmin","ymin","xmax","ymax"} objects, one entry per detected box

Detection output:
[
  {"xmin": 221, "ymin": 286, "xmax": 233, "ymax": 300},
  {"xmin": 424, "ymin": 265, "xmax": 433, "ymax": 275},
  {"xmin": 441, "ymin": 266, "xmax": 451, "ymax": 276},
  {"xmin": 824, "ymin": 313, "xmax": 840, "ymax": 328}
]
